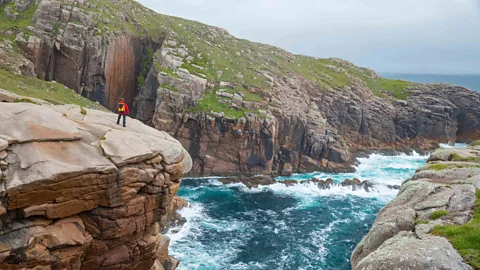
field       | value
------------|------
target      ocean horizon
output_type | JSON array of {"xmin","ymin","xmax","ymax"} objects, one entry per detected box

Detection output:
[{"xmin": 380, "ymin": 73, "xmax": 480, "ymax": 93}]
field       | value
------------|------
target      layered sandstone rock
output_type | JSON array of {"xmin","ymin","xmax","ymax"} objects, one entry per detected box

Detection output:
[
  {"xmin": 0, "ymin": 102, "xmax": 192, "ymax": 269},
  {"xmin": 351, "ymin": 145, "xmax": 480, "ymax": 270}
]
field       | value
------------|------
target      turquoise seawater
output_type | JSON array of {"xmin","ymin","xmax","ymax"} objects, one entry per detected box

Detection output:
[
  {"xmin": 166, "ymin": 150, "xmax": 442, "ymax": 270},
  {"xmin": 380, "ymin": 73, "xmax": 480, "ymax": 93}
]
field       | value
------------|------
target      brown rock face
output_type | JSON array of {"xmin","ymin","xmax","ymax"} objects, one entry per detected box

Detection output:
[
  {"xmin": 104, "ymin": 35, "xmax": 145, "ymax": 110},
  {"xmin": 15, "ymin": 0, "xmax": 161, "ymax": 111},
  {"xmin": 133, "ymin": 61, "xmax": 480, "ymax": 177},
  {"xmin": 0, "ymin": 102, "xmax": 192, "ymax": 270}
]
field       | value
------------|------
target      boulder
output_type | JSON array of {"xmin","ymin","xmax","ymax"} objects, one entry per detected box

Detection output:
[
  {"xmin": 355, "ymin": 232, "xmax": 472, "ymax": 270},
  {"xmin": 0, "ymin": 103, "xmax": 192, "ymax": 270},
  {"xmin": 219, "ymin": 175, "xmax": 275, "ymax": 188}
]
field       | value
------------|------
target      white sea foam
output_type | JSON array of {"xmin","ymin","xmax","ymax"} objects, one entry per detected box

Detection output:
[
  {"xmin": 310, "ymin": 218, "xmax": 350, "ymax": 263},
  {"xmin": 168, "ymin": 151, "xmax": 430, "ymax": 269},
  {"xmin": 168, "ymin": 202, "xmax": 250, "ymax": 270},
  {"xmin": 439, "ymin": 143, "xmax": 468, "ymax": 148}
]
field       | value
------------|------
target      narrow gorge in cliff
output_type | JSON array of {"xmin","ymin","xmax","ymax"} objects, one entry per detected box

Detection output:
[{"xmin": 0, "ymin": 0, "xmax": 480, "ymax": 269}]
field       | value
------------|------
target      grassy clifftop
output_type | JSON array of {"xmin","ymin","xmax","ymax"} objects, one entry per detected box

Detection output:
[
  {"xmin": 0, "ymin": 69, "xmax": 108, "ymax": 110},
  {"xmin": 151, "ymin": 13, "xmax": 414, "ymax": 100},
  {"xmin": 0, "ymin": 0, "xmax": 414, "ymax": 112}
]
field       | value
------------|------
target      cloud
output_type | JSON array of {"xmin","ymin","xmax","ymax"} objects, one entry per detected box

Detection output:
[{"xmin": 137, "ymin": 0, "xmax": 480, "ymax": 74}]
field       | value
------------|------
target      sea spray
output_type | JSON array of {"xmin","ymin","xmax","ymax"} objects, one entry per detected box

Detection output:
[{"xmin": 168, "ymin": 152, "xmax": 430, "ymax": 270}]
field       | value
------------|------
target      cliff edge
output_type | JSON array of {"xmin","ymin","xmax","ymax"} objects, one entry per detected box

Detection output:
[
  {"xmin": 0, "ymin": 99, "xmax": 192, "ymax": 269},
  {"xmin": 1, "ymin": 0, "xmax": 480, "ymax": 177},
  {"xmin": 351, "ymin": 143, "xmax": 480, "ymax": 270}
]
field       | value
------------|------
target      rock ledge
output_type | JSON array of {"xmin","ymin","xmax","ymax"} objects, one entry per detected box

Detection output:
[{"xmin": 0, "ymin": 102, "xmax": 192, "ymax": 270}]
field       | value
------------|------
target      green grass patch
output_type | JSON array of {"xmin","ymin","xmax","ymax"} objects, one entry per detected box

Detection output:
[
  {"xmin": 427, "ymin": 163, "xmax": 480, "ymax": 171},
  {"xmin": 160, "ymin": 83, "xmax": 178, "ymax": 92},
  {"xmin": 188, "ymin": 91, "xmax": 247, "ymax": 119},
  {"xmin": 427, "ymin": 163, "xmax": 449, "ymax": 171},
  {"xmin": 415, "ymin": 219, "xmax": 430, "ymax": 225},
  {"xmin": 13, "ymin": 97, "xmax": 36, "ymax": 104},
  {"xmin": 471, "ymin": 141, "xmax": 480, "ymax": 147},
  {"xmin": 367, "ymin": 78, "xmax": 412, "ymax": 100},
  {"xmin": 451, "ymin": 154, "xmax": 480, "ymax": 163},
  {"xmin": 241, "ymin": 89, "xmax": 263, "ymax": 102},
  {"xmin": 0, "ymin": 69, "xmax": 108, "ymax": 111},
  {"xmin": 0, "ymin": 2, "xmax": 37, "ymax": 33},
  {"xmin": 137, "ymin": 47, "xmax": 154, "ymax": 87},
  {"xmin": 432, "ymin": 190, "xmax": 480, "ymax": 268},
  {"xmin": 430, "ymin": 210, "xmax": 449, "ymax": 220}
]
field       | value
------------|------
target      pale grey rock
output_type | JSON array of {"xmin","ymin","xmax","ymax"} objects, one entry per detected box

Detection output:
[
  {"xmin": 216, "ymin": 91, "xmax": 233, "ymax": 99},
  {"xmin": 182, "ymin": 149, "xmax": 193, "ymax": 174},
  {"xmin": 7, "ymin": 140, "xmax": 115, "ymax": 191},
  {"xmin": 428, "ymin": 148, "xmax": 477, "ymax": 162},
  {"xmin": 191, "ymin": 64, "xmax": 205, "ymax": 70},
  {"xmin": 355, "ymin": 232, "xmax": 472, "ymax": 270},
  {"xmin": 0, "ymin": 151, "xmax": 7, "ymax": 160},
  {"xmin": 0, "ymin": 139, "xmax": 7, "ymax": 151},
  {"xmin": 100, "ymin": 129, "xmax": 185, "ymax": 166},
  {"xmin": 178, "ymin": 68, "xmax": 190, "ymax": 74},
  {"xmin": 466, "ymin": 174, "xmax": 480, "ymax": 189},
  {"xmin": 232, "ymin": 94, "xmax": 243, "ymax": 105},
  {"xmin": 0, "ymin": 103, "xmax": 82, "ymax": 143}
]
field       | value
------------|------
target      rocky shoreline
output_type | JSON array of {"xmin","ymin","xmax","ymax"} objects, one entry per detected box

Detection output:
[
  {"xmin": 217, "ymin": 175, "xmax": 399, "ymax": 192},
  {"xmin": 351, "ymin": 143, "xmax": 480, "ymax": 269}
]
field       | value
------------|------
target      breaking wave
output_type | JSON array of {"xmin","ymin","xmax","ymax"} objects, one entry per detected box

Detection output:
[{"xmin": 167, "ymin": 151, "xmax": 430, "ymax": 270}]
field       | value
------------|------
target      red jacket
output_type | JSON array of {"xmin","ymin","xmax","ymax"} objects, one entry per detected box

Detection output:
[{"xmin": 118, "ymin": 101, "xmax": 130, "ymax": 115}]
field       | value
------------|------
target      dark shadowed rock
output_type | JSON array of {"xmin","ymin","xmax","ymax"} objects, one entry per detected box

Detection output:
[{"xmin": 219, "ymin": 175, "xmax": 275, "ymax": 188}]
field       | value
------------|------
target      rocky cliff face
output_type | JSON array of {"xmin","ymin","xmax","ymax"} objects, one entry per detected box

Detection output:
[
  {"xmin": 351, "ymin": 144, "xmax": 480, "ymax": 269},
  {"xmin": 4, "ymin": 0, "xmax": 163, "ymax": 111},
  {"xmin": 133, "ymin": 42, "xmax": 480, "ymax": 176},
  {"xmin": 0, "ymin": 100, "xmax": 192, "ymax": 269},
  {"xmin": 2, "ymin": 0, "xmax": 480, "ymax": 177}
]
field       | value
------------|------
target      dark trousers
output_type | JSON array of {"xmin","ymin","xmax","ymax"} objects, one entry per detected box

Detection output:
[{"xmin": 117, "ymin": 114, "xmax": 126, "ymax": 127}]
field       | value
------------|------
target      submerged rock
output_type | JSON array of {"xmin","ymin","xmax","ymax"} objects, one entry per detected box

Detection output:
[{"xmin": 220, "ymin": 175, "xmax": 275, "ymax": 188}]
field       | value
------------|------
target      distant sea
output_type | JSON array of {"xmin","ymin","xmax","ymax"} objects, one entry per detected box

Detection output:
[{"xmin": 380, "ymin": 73, "xmax": 480, "ymax": 93}]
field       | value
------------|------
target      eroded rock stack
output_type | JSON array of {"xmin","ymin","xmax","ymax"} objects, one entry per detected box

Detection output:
[
  {"xmin": 0, "ymin": 102, "xmax": 192, "ymax": 269},
  {"xmin": 351, "ymin": 145, "xmax": 480, "ymax": 270}
]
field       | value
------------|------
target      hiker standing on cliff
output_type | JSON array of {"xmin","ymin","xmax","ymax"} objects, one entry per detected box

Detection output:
[{"xmin": 117, "ymin": 98, "xmax": 129, "ymax": 127}]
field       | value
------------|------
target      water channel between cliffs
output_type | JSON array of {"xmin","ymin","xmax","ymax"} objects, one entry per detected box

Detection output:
[{"xmin": 166, "ymin": 145, "xmax": 465, "ymax": 270}]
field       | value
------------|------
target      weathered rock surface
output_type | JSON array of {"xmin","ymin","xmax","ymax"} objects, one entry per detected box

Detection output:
[
  {"xmin": 12, "ymin": 0, "xmax": 162, "ymax": 111},
  {"xmin": 351, "ymin": 145, "xmax": 480, "ymax": 270},
  {"xmin": 0, "ymin": 102, "xmax": 191, "ymax": 270},
  {"xmin": 134, "ymin": 39, "xmax": 480, "ymax": 177},
  {"xmin": 3, "ymin": 0, "xmax": 480, "ymax": 178}
]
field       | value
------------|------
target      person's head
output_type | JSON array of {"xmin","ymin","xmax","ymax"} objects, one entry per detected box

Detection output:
[{"xmin": 120, "ymin": 98, "xmax": 125, "ymax": 102}]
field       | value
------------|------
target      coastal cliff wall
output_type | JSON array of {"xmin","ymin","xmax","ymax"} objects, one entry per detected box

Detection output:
[
  {"xmin": 133, "ymin": 35, "xmax": 480, "ymax": 177},
  {"xmin": 2, "ymin": 0, "xmax": 480, "ymax": 178},
  {"xmin": 13, "ymin": 0, "xmax": 162, "ymax": 111},
  {"xmin": 0, "ymin": 101, "xmax": 192, "ymax": 269},
  {"xmin": 351, "ymin": 144, "xmax": 480, "ymax": 269}
]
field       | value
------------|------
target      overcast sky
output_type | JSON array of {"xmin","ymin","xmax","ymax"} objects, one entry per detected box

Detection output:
[{"xmin": 138, "ymin": 0, "xmax": 480, "ymax": 74}]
